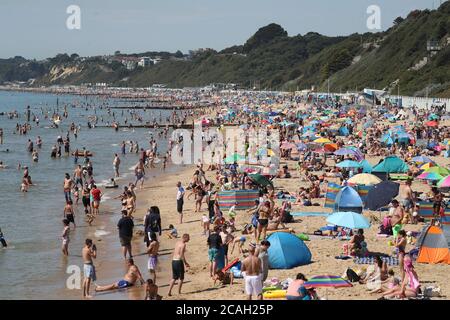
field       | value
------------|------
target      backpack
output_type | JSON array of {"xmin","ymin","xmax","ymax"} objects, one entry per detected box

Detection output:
[{"xmin": 346, "ymin": 268, "xmax": 360, "ymax": 283}]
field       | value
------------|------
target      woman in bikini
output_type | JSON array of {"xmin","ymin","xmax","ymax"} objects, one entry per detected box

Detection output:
[{"xmin": 63, "ymin": 200, "xmax": 76, "ymax": 229}]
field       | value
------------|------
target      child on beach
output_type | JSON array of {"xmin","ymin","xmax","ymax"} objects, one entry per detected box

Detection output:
[
  {"xmin": 73, "ymin": 186, "xmax": 79, "ymax": 205},
  {"xmin": 144, "ymin": 279, "xmax": 161, "ymax": 300},
  {"xmin": 202, "ymin": 213, "xmax": 210, "ymax": 236},
  {"xmin": 230, "ymin": 236, "xmax": 246, "ymax": 255},
  {"xmin": 167, "ymin": 224, "xmax": 178, "ymax": 239},
  {"xmin": 21, "ymin": 177, "xmax": 29, "ymax": 192},
  {"xmin": 213, "ymin": 269, "xmax": 233, "ymax": 287}
]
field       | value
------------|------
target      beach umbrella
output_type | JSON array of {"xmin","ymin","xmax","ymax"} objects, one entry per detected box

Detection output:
[
  {"xmin": 425, "ymin": 166, "xmax": 450, "ymax": 176},
  {"xmin": 419, "ymin": 162, "xmax": 436, "ymax": 170},
  {"xmin": 304, "ymin": 275, "xmax": 352, "ymax": 288},
  {"xmin": 314, "ymin": 137, "xmax": 331, "ymax": 144},
  {"xmin": 296, "ymin": 142, "xmax": 307, "ymax": 151},
  {"xmin": 334, "ymin": 148, "xmax": 357, "ymax": 156},
  {"xmin": 412, "ymin": 156, "xmax": 434, "ymax": 164},
  {"xmin": 437, "ymin": 175, "xmax": 450, "ymax": 188},
  {"xmin": 425, "ymin": 121, "xmax": 439, "ymax": 127},
  {"xmin": 326, "ymin": 211, "xmax": 371, "ymax": 229},
  {"xmin": 336, "ymin": 160, "xmax": 362, "ymax": 168},
  {"xmin": 359, "ymin": 160, "xmax": 373, "ymax": 173},
  {"xmin": 347, "ymin": 173, "xmax": 381, "ymax": 186},
  {"xmin": 365, "ymin": 181, "xmax": 400, "ymax": 211},
  {"xmin": 249, "ymin": 173, "xmax": 273, "ymax": 187},
  {"xmin": 417, "ymin": 172, "xmax": 444, "ymax": 181},
  {"xmin": 324, "ymin": 143, "xmax": 338, "ymax": 152}
]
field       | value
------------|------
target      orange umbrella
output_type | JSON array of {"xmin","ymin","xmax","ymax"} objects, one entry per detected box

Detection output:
[{"xmin": 324, "ymin": 143, "xmax": 338, "ymax": 152}]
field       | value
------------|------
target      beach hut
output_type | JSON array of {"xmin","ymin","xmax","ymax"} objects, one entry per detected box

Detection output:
[
  {"xmin": 334, "ymin": 186, "xmax": 363, "ymax": 213},
  {"xmin": 372, "ymin": 156, "xmax": 409, "ymax": 173},
  {"xmin": 267, "ymin": 232, "xmax": 312, "ymax": 269},
  {"xmin": 416, "ymin": 225, "xmax": 450, "ymax": 264}
]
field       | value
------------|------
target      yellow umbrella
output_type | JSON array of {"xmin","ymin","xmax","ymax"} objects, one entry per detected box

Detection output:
[
  {"xmin": 314, "ymin": 137, "xmax": 332, "ymax": 144},
  {"xmin": 419, "ymin": 162, "xmax": 435, "ymax": 170}
]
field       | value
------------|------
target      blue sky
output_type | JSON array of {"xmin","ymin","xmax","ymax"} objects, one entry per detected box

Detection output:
[{"xmin": 0, "ymin": 0, "xmax": 441, "ymax": 59}]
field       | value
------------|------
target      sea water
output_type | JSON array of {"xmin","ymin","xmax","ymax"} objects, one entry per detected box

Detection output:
[{"xmin": 0, "ymin": 90, "xmax": 177, "ymax": 299}]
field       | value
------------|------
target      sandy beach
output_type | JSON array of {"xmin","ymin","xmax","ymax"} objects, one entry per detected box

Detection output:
[{"xmin": 83, "ymin": 153, "xmax": 449, "ymax": 301}]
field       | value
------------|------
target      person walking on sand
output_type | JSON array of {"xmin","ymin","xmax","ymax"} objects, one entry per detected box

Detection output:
[
  {"xmin": 207, "ymin": 226, "xmax": 223, "ymax": 278},
  {"xmin": 82, "ymin": 239, "xmax": 97, "ymax": 299},
  {"xmin": 256, "ymin": 201, "xmax": 270, "ymax": 241},
  {"xmin": 113, "ymin": 153, "xmax": 121, "ymax": 178},
  {"xmin": 147, "ymin": 232, "xmax": 160, "ymax": 283},
  {"xmin": 241, "ymin": 243, "xmax": 263, "ymax": 300},
  {"xmin": 118, "ymin": 210, "xmax": 134, "ymax": 259},
  {"xmin": 176, "ymin": 181, "xmax": 185, "ymax": 224},
  {"xmin": 168, "ymin": 234, "xmax": 190, "ymax": 296}
]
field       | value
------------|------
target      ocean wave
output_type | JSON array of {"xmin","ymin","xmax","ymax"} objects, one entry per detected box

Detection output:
[{"xmin": 94, "ymin": 230, "xmax": 110, "ymax": 238}]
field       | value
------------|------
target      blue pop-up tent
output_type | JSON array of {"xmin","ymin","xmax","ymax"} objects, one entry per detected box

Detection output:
[
  {"xmin": 360, "ymin": 160, "xmax": 373, "ymax": 173},
  {"xmin": 372, "ymin": 156, "xmax": 409, "ymax": 173},
  {"xmin": 267, "ymin": 232, "xmax": 312, "ymax": 269},
  {"xmin": 334, "ymin": 186, "xmax": 363, "ymax": 213},
  {"xmin": 339, "ymin": 126, "xmax": 350, "ymax": 136}
]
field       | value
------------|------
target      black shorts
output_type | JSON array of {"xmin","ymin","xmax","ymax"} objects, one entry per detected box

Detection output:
[
  {"xmin": 82, "ymin": 197, "xmax": 90, "ymax": 207},
  {"xmin": 65, "ymin": 214, "xmax": 75, "ymax": 223},
  {"xmin": 177, "ymin": 199, "xmax": 184, "ymax": 213},
  {"xmin": 258, "ymin": 219, "xmax": 269, "ymax": 227},
  {"xmin": 172, "ymin": 259, "xmax": 185, "ymax": 280},
  {"xmin": 120, "ymin": 236, "xmax": 132, "ymax": 247},
  {"xmin": 433, "ymin": 202, "xmax": 442, "ymax": 211}
]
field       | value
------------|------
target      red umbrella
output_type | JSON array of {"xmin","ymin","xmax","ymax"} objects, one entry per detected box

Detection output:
[{"xmin": 425, "ymin": 121, "xmax": 439, "ymax": 127}]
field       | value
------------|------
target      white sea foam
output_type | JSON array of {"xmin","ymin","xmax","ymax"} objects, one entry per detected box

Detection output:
[{"xmin": 94, "ymin": 230, "xmax": 110, "ymax": 238}]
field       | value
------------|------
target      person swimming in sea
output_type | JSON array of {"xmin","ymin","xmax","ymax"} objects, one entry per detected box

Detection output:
[{"xmin": 0, "ymin": 228, "xmax": 7, "ymax": 247}]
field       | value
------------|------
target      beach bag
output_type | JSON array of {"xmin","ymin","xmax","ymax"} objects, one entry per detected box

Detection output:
[{"xmin": 346, "ymin": 268, "xmax": 360, "ymax": 283}]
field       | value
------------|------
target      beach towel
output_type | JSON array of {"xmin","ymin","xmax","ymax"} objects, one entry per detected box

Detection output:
[
  {"xmin": 291, "ymin": 212, "xmax": 330, "ymax": 217},
  {"xmin": 324, "ymin": 183, "xmax": 341, "ymax": 209},
  {"xmin": 354, "ymin": 256, "xmax": 399, "ymax": 266}
]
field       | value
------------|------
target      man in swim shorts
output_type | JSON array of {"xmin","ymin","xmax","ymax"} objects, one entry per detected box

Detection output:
[
  {"xmin": 168, "ymin": 234, "xmax": 190, "ymax": 296},
  {"xmin": 241, "ymin": 243, "xmax": 263, "ymax": 300},
  {"xmin": 95, "ymin": 258, "xmax": 144, "ymax": 292},
  {"xmin": 82, "ymin": 239, "xmax": 97, "ymax": 298}
]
